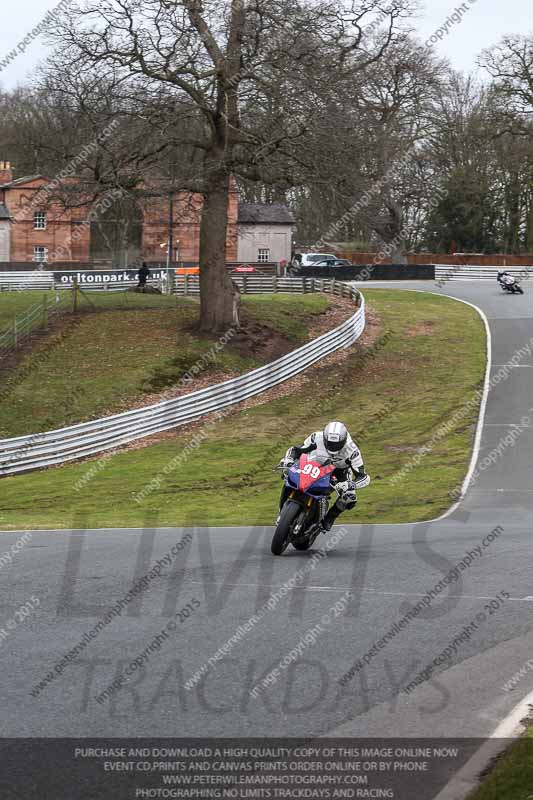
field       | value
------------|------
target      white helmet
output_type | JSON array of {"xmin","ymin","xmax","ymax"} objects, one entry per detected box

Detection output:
[{"xmin": 323, "ymin": 421, "xmax": 348, "ymax": 454}]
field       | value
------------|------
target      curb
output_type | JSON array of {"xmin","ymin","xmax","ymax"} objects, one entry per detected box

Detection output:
[{"xmin": 433, "ymin": 690, "xmax": 533, "ymax": 799}]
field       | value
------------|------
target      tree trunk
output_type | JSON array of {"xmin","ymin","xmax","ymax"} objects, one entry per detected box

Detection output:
[
  {"xmin": 526, "ymin": 193, "xmax": 533, "ymax": 252},
  {"xmin": 391, "ymin": 241, "xmax": 407, "ymax": 264},
  {"xmin": 199, "ymin": 164, "xmax": 235, "ymax": 332}
]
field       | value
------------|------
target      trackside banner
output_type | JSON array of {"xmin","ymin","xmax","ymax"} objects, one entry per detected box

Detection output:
[
  {"xmin": 0, "ymin": 737, "xmax": 490, "ymax": 798},
  {"xmin": 54, "ymin": 269, "xmax": 170, "ymax": 285}
]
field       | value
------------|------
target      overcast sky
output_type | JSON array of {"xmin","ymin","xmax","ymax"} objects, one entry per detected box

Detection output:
[{"xmin": 0, "ymin": 0, "xmax": 531, "ymax": 90}]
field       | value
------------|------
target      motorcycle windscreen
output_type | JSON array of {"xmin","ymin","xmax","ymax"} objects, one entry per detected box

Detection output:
[
  {"xmin": 287, "ymin": 464, "xmax": 301, "ymax": 489},
  {"xmin": 298, "ymin": 456, "xmax": 335, "ymax": 493}
]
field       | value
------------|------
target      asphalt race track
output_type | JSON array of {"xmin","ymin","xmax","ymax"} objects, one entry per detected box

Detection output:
[{"xmin": 2, "ymin": 281, "xmax": 533, "ymax": 745}]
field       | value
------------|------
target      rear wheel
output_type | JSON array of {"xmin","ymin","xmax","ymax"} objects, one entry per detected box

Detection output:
[{"xmin": 271, "ymin": 501, "xmax": 301, "ymax": 556}]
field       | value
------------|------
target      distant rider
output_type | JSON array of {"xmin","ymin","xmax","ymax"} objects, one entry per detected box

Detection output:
[
  {"xmin": 498, "ymin": 271, "xmax": 515, "ymax": 289},
  {"xmin": 278, "ymin": 421, "xmax": 370, "ymax": 531}
]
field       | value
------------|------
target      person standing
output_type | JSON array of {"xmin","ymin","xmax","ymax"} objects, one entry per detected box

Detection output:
[{"xmin": 137, "ymin": 262, "xmax": 150, "ymax": 290}]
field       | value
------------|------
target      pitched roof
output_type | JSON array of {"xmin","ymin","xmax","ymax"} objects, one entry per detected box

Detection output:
[
  {"xmin": 238, "ymin": 203, "xmax": 295, "ymax": 225},
  {"xmin": 0, "ymin": 174, "xmax": 48, "ymax": 189},
  {"xmin": 0, "ymin": 203, "xmax": 11, "ymax": 220}
]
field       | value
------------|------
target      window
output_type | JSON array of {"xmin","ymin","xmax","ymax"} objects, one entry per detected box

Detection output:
[
  {"xmin": 34, "ymin": 211, "xmax": 47, "ymax": 230},
  {"xmin": 257, "ymin": 248, "xmax": 270, "ymax": 263},
  {"xmin": 33, "ymin": 246, "xmax": 48, "ymax": 263}
]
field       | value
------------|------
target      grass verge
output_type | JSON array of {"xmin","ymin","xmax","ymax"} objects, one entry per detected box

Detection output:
[
  {"xmin": 0, "ymin": 289, "xmax": 53, "ymax": 329},
  {"xmin": 467, "ymin": 727, "xmax": 533, "ymax": 799},
  {"xmin": 0, "ymin": 292, "xmax": 329, "ymax": 437},
  {"xmin": 0, "ymin": 289, "xmax": 486, "ymax": 530},
  {"xmin": 0, "ymin": 288, "xmax": 182, "ymax": 329}
]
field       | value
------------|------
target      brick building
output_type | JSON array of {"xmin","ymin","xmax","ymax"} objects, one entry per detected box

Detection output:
[
  {"xmin": 140, "ymin": 186, "xmax": 239, "ymax": 264},
  {"xmin": 0, "ymin": 161, "xmax": 239, "ymax": 266},
  {"xmin": 0, "ymin": 162, "xmax": 91, "ymax": 264}
]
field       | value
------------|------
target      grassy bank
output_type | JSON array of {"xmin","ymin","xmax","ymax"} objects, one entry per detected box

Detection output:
[
  {"xmin": 0, "ymin": 292, "xmax": 329, "ymax": 437},
  {"xmin": 0, "ymin": 287, "xmax": 183, "ymax": 329},
  {"xmin": 0, "ymin": 289, "xmax": 52, "ymax": 328},
  {"xmin": 467, "ymin": 727, "xmax": 533, "ymax": 799},
  {"xmin": 0, "ymin": 289, "xmax": 486, "ymax": 530}
]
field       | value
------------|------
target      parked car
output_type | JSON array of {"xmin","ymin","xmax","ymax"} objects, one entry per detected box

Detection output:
[
  {"xmin": 292, "ymin": 252, "xmax": 337, "ymax": 268},
  {"xmin": 312, "ymin": 258, "xmax": 353, "ymax": 268}
]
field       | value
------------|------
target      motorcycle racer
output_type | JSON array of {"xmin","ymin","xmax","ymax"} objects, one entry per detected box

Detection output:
[
  {"xmin": 497, "ymin": 271, "xmax": 522, "ymax": 293},
  {"xmin": 278, "ymin": 421, "xmax": 370, "ymax": 531}
]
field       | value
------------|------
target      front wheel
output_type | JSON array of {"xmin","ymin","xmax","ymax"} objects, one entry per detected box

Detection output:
[
  {"xmin": 292, "ymin": 540, "xmax": 312, "ymax": 551},
  {"xmin": 271, "ymin": 501, "xmax": 301, "ymax": 556}
]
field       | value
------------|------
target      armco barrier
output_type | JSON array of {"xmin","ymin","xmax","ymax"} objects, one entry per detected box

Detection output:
[
  {"xmin": 0, "ymin": 265, "xmax": 280, "ymax": 291},
  {"xmin": 435, "ymin": 264, "xmax": 533, "ymax": 282},
  {"xmin": 174, "ymin": 276, "xmax": 328, "ymax": 295},
  {"xmin": 0, "ymin": 270, "xmax": 167, "ymax": 293},
  {"xmin": 0, "ymin": 281, "xmax": 365, "ymax": 476},
  {"xmin": 0, "ymin": 271, "xmax": 54, "ymax": 290}
]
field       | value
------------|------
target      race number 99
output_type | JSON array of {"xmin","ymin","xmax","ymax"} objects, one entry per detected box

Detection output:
[{"xmin": 302, "ymin": 464, "xmax": 321, "ymax": 479}]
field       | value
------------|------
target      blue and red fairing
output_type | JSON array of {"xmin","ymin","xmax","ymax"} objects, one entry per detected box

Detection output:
[{"xmin": 286, "ymin": 454, "xmax": 336, "ymax": 499}]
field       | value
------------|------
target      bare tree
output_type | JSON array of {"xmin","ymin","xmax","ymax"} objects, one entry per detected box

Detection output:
[
  {"xmin": 479, "ymin": 35, "xmax": 533, "ymax": 122},
  {"xmin": 46, "ymin": 0, "xmax": 413, "ymax": 331}
]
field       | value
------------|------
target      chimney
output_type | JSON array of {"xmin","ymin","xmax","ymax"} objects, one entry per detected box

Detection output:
[{"xmin": 0, "ymin": 161, "xmax": 13, "ymax": 184}]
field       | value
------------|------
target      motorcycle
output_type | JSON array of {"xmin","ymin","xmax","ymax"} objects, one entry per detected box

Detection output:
[
  {"xmin": 498, "ymin": 274, "xmax": 524, "ymax": 294},
  {"xmin": 271, "ymin": 454, "xmax": 338, "ymax": 556}
]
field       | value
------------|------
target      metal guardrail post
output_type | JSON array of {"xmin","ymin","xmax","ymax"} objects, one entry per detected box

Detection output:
[
  {"xmin": 72, "ymin": 278, "xmax": 79, "ymax": 313},
  {"xmin": 42, "ymin": 294, "xmax": 48, "ymax": 328}
]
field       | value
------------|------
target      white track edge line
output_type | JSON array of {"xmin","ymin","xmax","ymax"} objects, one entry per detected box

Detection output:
[
  {"xmin": 433, "ymin": 688, "xmax": 533, "ymax": 800},
  {"xmin": 413, "ymin": 290, "xmax": 492, "ymax": 523}
]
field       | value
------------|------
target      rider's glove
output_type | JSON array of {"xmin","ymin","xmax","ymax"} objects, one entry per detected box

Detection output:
[
  {"xmin": 280, "ymin": 447, "xmax": 297, "ymax": 468},
  {"xmin": 335, "ymin": 480, "xmax": 357, "ymax": 503},
  {"xmin": 278, "ymin": 456, "xmax": 294, "ymax": 477}
]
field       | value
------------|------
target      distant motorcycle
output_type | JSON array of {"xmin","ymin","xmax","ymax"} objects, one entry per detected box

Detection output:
[
  {"xmin": 271, "ymin": 454, "xmax": 338, "ymax": 555},
  {"xmin": 497, "ymin": 272, "xmax": 524, "ymax": 294}
]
